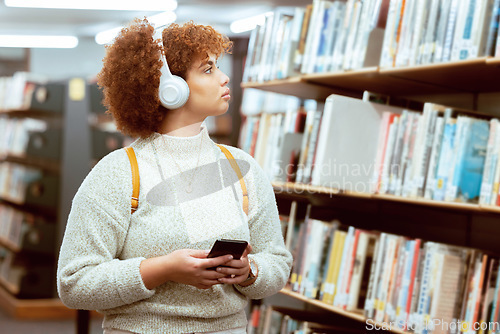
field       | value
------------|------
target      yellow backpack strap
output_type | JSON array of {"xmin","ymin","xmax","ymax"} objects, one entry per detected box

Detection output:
[
  {"xmin": 216, "ymin": 144, "xmax": 249, "ymax": 216},
  {"xmin": 124, "ymin": 147, "xmax": 140, "ymax": 214}
]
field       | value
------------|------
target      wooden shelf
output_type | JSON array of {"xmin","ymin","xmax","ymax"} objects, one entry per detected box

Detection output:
[
  {"xmin": 0, "ymin": 283, "xmax": 77, "ymax": 319},
  {"xmin": 279, "ymin": 288, "xmax": 407, "ymax": 334},
  {"xmin": 304, "ymin": 67, "xmax": 456, "ymax": 96},
  {"xmin": 0, "ymin": 108, "xmax": 62, "ymax": 118},
  {"xmin": 241, "ymin": 77, "xmax": 351, "ymax": 101},
  {"xmin": 242, "ymin": 58, "xmax": 500, "ymax": 100},
  {"xmin": 380, "ymin": 57, "xmax": 500, "ymax": 93},
  {"xmin": 272, "ymin": 181, "xmax": 497, "ymax": 214},
  {"xmin": 485, "ymin": 57, "xmax": 500, "ymax": 66},
  {"xmin": 4, "ymin": 154, "xmax": 60, "ymax": 174}
]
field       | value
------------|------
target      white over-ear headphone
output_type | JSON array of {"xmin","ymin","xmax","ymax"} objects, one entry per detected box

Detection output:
[{"xmin": 158, "ymin": 51, "xmax": 190, "ymax": 109}]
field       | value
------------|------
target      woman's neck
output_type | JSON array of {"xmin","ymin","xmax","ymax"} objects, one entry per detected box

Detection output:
[{"xmin": 159, "ymin": 109, "xmax": 205, "ymax": 137}]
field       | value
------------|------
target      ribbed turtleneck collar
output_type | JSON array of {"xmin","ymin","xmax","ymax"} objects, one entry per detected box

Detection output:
[{"xmin": 150, "ymin": 125, "xmax": 215, "ymax": 161}]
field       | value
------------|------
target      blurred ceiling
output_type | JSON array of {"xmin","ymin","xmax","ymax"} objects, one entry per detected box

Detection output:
[{"xmin": 0, "ymin": 0, "xmax": 310, "ymax": 39}]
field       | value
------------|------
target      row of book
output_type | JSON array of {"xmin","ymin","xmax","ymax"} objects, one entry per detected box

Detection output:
[
  {"xmin": 247, "ymin": 304, "xmax": 344, "ymax": 334},
  {"xmin": 0, "ymin": 116, "xmax": 48, "ymax": 158},
  {"xmin": 286, "ymin": 213, "xmax": 500, "ymax": 334},
  {"xmin": 0, "ymin": 204, "xmax": 24, "ymax": 251},
  {"xmin": 243, "ymin": 0, "xmax": 500, "ymax": 82},
  {"xmin": 0, "ymin": 162, "xmax": 43, "ymax": 205},
  {"xmin": 0, "ymin": 72, "xmax": 48, "ymax": 111},
  {"xmin": 0, "ymin": 247, "xmax": 21, "ymax": 294},
  {"xmin": 380, "ymin": 0, "xmax": 500, "ymax": 67},
  {"xmin": 239, "ymin": 91, "xmax": 320, "ymax": 182},
  {"xmin": 239, "ymin": 88, "xmax": 499, "ymax": 205},
  {"xmin": 371, "ymin": 105, "xmax": 492, "ymax": 204}
]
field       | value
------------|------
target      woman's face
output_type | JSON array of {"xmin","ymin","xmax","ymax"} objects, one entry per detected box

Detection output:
[{"xmin": 184, "ymin": 54, "xmax": 230, "ymax": 117}]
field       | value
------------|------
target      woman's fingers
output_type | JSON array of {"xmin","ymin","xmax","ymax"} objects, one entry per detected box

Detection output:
[
  {"xmin": 203, "ymin": 254, "xmax": 234, "ymax": 270},
  {"xmin": 241, "ymin": 244, "xmax": 253, "ymax": 258}
]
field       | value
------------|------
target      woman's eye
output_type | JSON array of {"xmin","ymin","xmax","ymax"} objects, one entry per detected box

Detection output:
[{"xmin": 205, "ymin": 67, "xmax": 212, "ymax": 74}]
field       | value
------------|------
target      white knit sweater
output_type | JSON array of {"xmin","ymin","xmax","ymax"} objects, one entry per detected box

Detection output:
[{"xmin": 57, "ymin": 125, "xmax": 292, "ymax": 334}]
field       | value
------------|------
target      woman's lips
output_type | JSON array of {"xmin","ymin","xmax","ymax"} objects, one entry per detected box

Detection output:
[{"xmin": 222, "ymin": 88, "xmax": 231, "ymax": 100}]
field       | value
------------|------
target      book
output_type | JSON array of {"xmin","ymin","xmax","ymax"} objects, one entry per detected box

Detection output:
[
  {"xmin": 347, "ymin": 231, "xmax": 378, "ymax": 311},
  {"xmin": 311, "ymin": 94, "xmax": 405, "ymax": 192}
]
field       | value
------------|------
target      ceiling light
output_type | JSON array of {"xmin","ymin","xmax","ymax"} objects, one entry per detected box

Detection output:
[
  {"xmin": 230, "ymin": 12, "xmax": 271, "ymax": 34},
  {"xmin": 5, "ymin": 0, "xmax": 177, "ymax": 11},
  {"xmin": 148, "ymin": 11, "xmax": 177, "ymax": 28},
  {"xmin": 95, "ymin": 27, "xmax": 122, "ymax": 45},
  {"xmin": 95, "ymin": 11, "xmax": 177, "ymax": 45},
  {"xmin": 0, "ymin": 35, "xmax": 78, "ymax": 48}
]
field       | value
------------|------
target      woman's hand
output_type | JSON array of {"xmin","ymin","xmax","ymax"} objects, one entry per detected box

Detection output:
[
  {"xmin": 140, "ymin": 249, "xmax": 234, "ymax": 290},
  {"xmin": 214, "ymin": 244, "xmax": 253, "ymax": 285}
]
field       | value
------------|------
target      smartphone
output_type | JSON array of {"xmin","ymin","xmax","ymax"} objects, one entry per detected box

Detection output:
[{"xmin": 207, "ymin": 239, "xmax": 248, "ymax": 260}]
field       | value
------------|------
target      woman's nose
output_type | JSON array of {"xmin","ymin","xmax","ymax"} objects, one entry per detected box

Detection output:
[{"xmin": 221, "ymin": 72, "xmax": 229, "ymax": 86}]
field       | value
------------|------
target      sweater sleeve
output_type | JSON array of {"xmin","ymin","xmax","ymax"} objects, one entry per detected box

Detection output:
[
  {"xmin": 228, "ymin": 147, "xmax": 293, "ymax": 299},
  {"xmin": 57, "ymin": 149, "xmax": 155, "ymax": 310}
]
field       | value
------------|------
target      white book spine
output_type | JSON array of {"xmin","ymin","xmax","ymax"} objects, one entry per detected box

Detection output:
[
  {"xmin": 432, "ymin": 0, "xmax": 453, "ymax": 63},
  {"xmin": 380, "ymin": 0, "xmax": 401, "ymax": 67},
  {"xmin": 334, "ymin": 226, "xmax": 354, "ymax": 306},
  {"xmin": 395, "ymin": 0, "xmax": 418, "ymax": 67},
  {"xmin": 380, "ymin": 118, "xmax": 399, "ymax": 194},
  {"xmin": 342, "ymin": 0, "xmax": 363, "ymax": 70},
  {"xmin": 407, "ymin": 106, "xmax": 429, "ymax": 198},
  {"xmin": 489, "ymin": 126, "xmax": 500, "ymax": 205},
  {"xmin": 424, "ymin": 116, "xmax": 444, "ymax": 199},
  {"xmin": 408, "ymin": 0, "xmax": 428, "ymax": 66},
  {"xmin": 450, "ymin": 0, "xmax": 472, "ymax": 61},
  {"xmin": 311, "ymin": 97, "xmax": 333, "ymax": 186},
  {"xmin": 479, "ymin": 119, "xmax": 498, "ymax": 204},
  {"xmin": 301, "ymin": 0, "xmax": 323, "ymax": 74},
  {"xmin": 441, "ymin": 0, "xmax": 461, "ymax": 62}
]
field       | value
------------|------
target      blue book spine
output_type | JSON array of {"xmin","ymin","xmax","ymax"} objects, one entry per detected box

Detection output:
[
  {"xmin": 458, "ymin": 119, "xmax": 489, "ymax": 202},
  {"xmin": 460, "ymin": 0, "xmax": 477, "ymax": 59}
]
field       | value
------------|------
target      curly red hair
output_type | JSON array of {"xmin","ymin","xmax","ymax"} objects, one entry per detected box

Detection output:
[{"xmin": 97, "ymin": 18, "xmax": 233, "ymax": 138}]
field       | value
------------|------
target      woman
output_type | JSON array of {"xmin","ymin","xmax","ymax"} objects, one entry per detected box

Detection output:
[{"xmin": 57, "ymin": 18, "xmax": 292, "ymax": 334}]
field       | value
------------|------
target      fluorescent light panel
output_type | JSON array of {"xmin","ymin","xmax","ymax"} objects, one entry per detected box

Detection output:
[
  {"xmin": 230, "ymin": 12, "xmax": 271, "ymax": 34},
  {"xmin": 95, "ymin": 11, "xmax": 177, "ymax": 45},
  {"xmin": 0, "ymin": 35, "xmax": 78, "ymax": 48},
  {"xmin": 5, "ymin": 0, "xmax": 177, "ymax": 11}
]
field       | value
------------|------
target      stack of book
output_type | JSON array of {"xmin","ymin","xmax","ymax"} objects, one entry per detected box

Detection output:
[
  {"xmin": 239, "ymin": 89, "xmax": 321, "ymax": 182},
  {"xmin": 0, "ymin": 72, "xmax": 48, "ymax": 111},
  {"xmin": 285, "ymin": 214, "xmax": 500, "ymax": 334},
  {"xmin": 371, "ymin": 104, "xmax": 490, "ymax": 204},
  {"xmin": 240, "ymin": 89, "xmax": 500, "ymax": 206},
  {"xmin": 0, "ymin": 116, "xmax": 48, "ymax": 158},
  {"xmin": 242, "ymin": 0, "xmax": 500, "ymax": 82}
]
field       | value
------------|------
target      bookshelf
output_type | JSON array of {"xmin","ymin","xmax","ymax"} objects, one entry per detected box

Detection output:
[
  {"xmin": 239, "ymin": 1, "xmax": 500, "ymax": 331},
  {"xmin": 0, "ymin": 77, "xmax": 92, "ymax": 320},
  {"xmin": 243, "ymin": 58, "xmax": 500, "ymax": 102},
  {"xmin": 244, "ymin": 68, "xmax": 500, "ymax": 333}
]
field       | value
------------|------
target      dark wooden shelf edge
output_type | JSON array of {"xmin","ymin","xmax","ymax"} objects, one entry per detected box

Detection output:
[
  {"xmin": 4, "ymin": 154, "xmax": 61, "ymax": 174},
  {"xmin": 0, "ymin": 109, "xmax": 63, "ymax": 118},
  {"xmin": 272, "ymin": 181, "xmax": 496, "ymax": 214},
  {"xmin": 279, "ymin": 288, "xmax": 407, "ymax": 334},
  {"xmin": 243, "ymin": 59, "xmax": 500, "ymax": 100},
  {"xmin": 0, "ymin": 283, "xmax": 79, "ymax": 320}
]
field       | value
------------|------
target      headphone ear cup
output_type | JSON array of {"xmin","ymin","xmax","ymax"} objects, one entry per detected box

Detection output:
[{"xmin": 159, "ymin": 75, "xmax": 190, "ymax": 109}]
